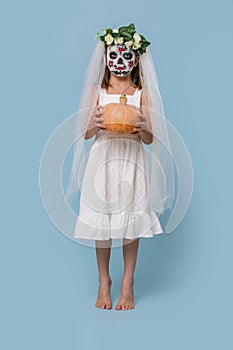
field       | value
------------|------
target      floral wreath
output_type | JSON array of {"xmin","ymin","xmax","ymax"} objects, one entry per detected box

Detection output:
[{"xmin": 95, "ymin": 23, "xmax": 151, "ymax": 55}]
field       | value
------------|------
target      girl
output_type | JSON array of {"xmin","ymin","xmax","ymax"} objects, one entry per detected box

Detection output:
[{"xmin": 64, "ymin": 24, "xmax": 175, "ymax": 311}]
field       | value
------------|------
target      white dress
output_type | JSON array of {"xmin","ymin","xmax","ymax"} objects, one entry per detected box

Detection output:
[{"xmin": 74, "ymin": 87, "xmax": 163, "ymax": 242}]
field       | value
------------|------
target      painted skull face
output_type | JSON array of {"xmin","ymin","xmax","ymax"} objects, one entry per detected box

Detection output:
[{"xmin": 107, "ymin": 45, "xmax": 136, "ymax": 77}]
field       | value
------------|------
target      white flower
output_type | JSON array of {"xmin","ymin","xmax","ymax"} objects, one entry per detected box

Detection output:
[
  {"xmin": 104, "ymin": 34, "xmax": 114, "ymax": 45},
  {"xmin": 133, "ymin": 33, "xmax": 141, "ymax": 42},
  {"xmin": 112, "ymin": 28, "xmax": 119, "ymax": 33},
  {"xmin": 124, "ymin": 40, "xmax": 133, "ymax": 49},
  {"xmin": 114, "ymin": 36, "xmax": 124, "ymax": 45},
  {"xmin": 102, "ymin": 29, "xmax": 107, "ymax": 35},
  {"xmin": 133, "ymin": 41, "xmax": 141, "ymax": 49}
]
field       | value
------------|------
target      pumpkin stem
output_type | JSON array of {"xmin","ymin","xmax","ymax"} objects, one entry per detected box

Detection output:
[{"xmin": 119, "ymin": 93, "xmax": 127, "ymax": 105}]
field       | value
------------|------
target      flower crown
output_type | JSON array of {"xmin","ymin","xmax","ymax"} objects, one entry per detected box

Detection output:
[{"xmin": 95, "ymin": 23, "xmax": 151, "ymax": 55}]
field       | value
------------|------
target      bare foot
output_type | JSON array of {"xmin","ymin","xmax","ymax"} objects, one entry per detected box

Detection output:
[
  {"xmin": 95, "ymin": 276, "xmax": 112, "ymax": 310},
  {"xmin": 115, "ymin": 276, "xmax": 134, "ymax": 311}
]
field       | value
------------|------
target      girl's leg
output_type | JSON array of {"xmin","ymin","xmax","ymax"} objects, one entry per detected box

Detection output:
[
  {"xmin": 115, "ymin": 238, "xmax": 140, "ymax": 311},
  {"xmin": 95, "ymin": 239, "xmax": 112, "ymax": 309}
]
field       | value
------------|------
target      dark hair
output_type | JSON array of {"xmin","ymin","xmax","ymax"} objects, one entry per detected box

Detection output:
[{"xmin": 101, "ymin": 48, "xmax": 142, "ymax": 89}]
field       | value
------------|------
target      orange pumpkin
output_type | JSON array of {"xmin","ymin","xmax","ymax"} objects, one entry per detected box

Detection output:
[{"xmin": 102, "ymin": 94, "xmax": 139, "ymax": 133}]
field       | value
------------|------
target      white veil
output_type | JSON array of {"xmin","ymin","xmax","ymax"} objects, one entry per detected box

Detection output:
[{"xmin": 64, "ymin": 40, "xmax": 175, "ymax": 216}]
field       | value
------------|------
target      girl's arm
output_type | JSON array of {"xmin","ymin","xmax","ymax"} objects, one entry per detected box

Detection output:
[
  {"xmin": 84, "ymin": 114, "xmax": 99, "ymax": 140},
  {"xmin": 85, "ymin": 98, "xmax": 105, "ymax": 139},
  {"xmin": 133, "ymin": 90, "xmax": 153, "ymax": 145}
]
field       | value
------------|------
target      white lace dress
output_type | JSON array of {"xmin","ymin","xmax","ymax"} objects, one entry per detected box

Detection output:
[{"xmin": 74, "ymin": 87, "xmax": 163, "ymax": 241}]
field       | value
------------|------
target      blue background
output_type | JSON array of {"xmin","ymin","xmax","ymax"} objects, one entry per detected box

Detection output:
[{"xmin": 1, "ymin": 0, "xmax": 232, "ymax": 349}]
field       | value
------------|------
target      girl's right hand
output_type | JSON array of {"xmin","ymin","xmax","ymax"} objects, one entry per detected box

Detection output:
[{"xmin": 92, "ymin": 105, "xmax": 106, "ymax": 130}]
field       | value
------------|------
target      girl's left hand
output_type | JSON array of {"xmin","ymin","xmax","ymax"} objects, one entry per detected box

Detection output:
[{"xmin": 131, "ymin": 108, "xmax": 151, "ymax": 134}]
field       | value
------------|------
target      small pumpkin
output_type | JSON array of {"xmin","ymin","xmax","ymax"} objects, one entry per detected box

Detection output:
[{"xmin": 102, "ymin": 94, "xmax": 139, "ymax": 133}]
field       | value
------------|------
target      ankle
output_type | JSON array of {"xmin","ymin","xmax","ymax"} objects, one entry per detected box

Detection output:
[
  {"xmin": 98, "ymin": 275, "xmax": 112, "ymax": 283},
  {"xmin": 122, "ymin": 275, "xmax": 134, "ymax": 284}
]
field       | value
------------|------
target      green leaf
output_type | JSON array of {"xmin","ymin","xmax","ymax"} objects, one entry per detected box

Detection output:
[
  {"xmin": 121, "ymin": 32, "xmax": 132, "ymax": 40},
  {"xmin": 129, "ymin": 23, "xmax": 135, "ymax": 29},
  {"xmin": 118, "ymin": 26, "xmax": 128, "ymax": 33},
  {"xmin": 128, "ymin": 23, "xmax": 136, "ymax": 34}
]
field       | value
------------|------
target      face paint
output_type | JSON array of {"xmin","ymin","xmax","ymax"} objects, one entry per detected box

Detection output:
[{"xmin": 107, "ymin": 45, "xmax": 136, "ymax": 77}]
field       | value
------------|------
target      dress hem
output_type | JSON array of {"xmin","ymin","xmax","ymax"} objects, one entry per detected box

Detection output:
[{"xmin": 73, "ymin": 230, "xmax": 163, "ymax": 241}]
